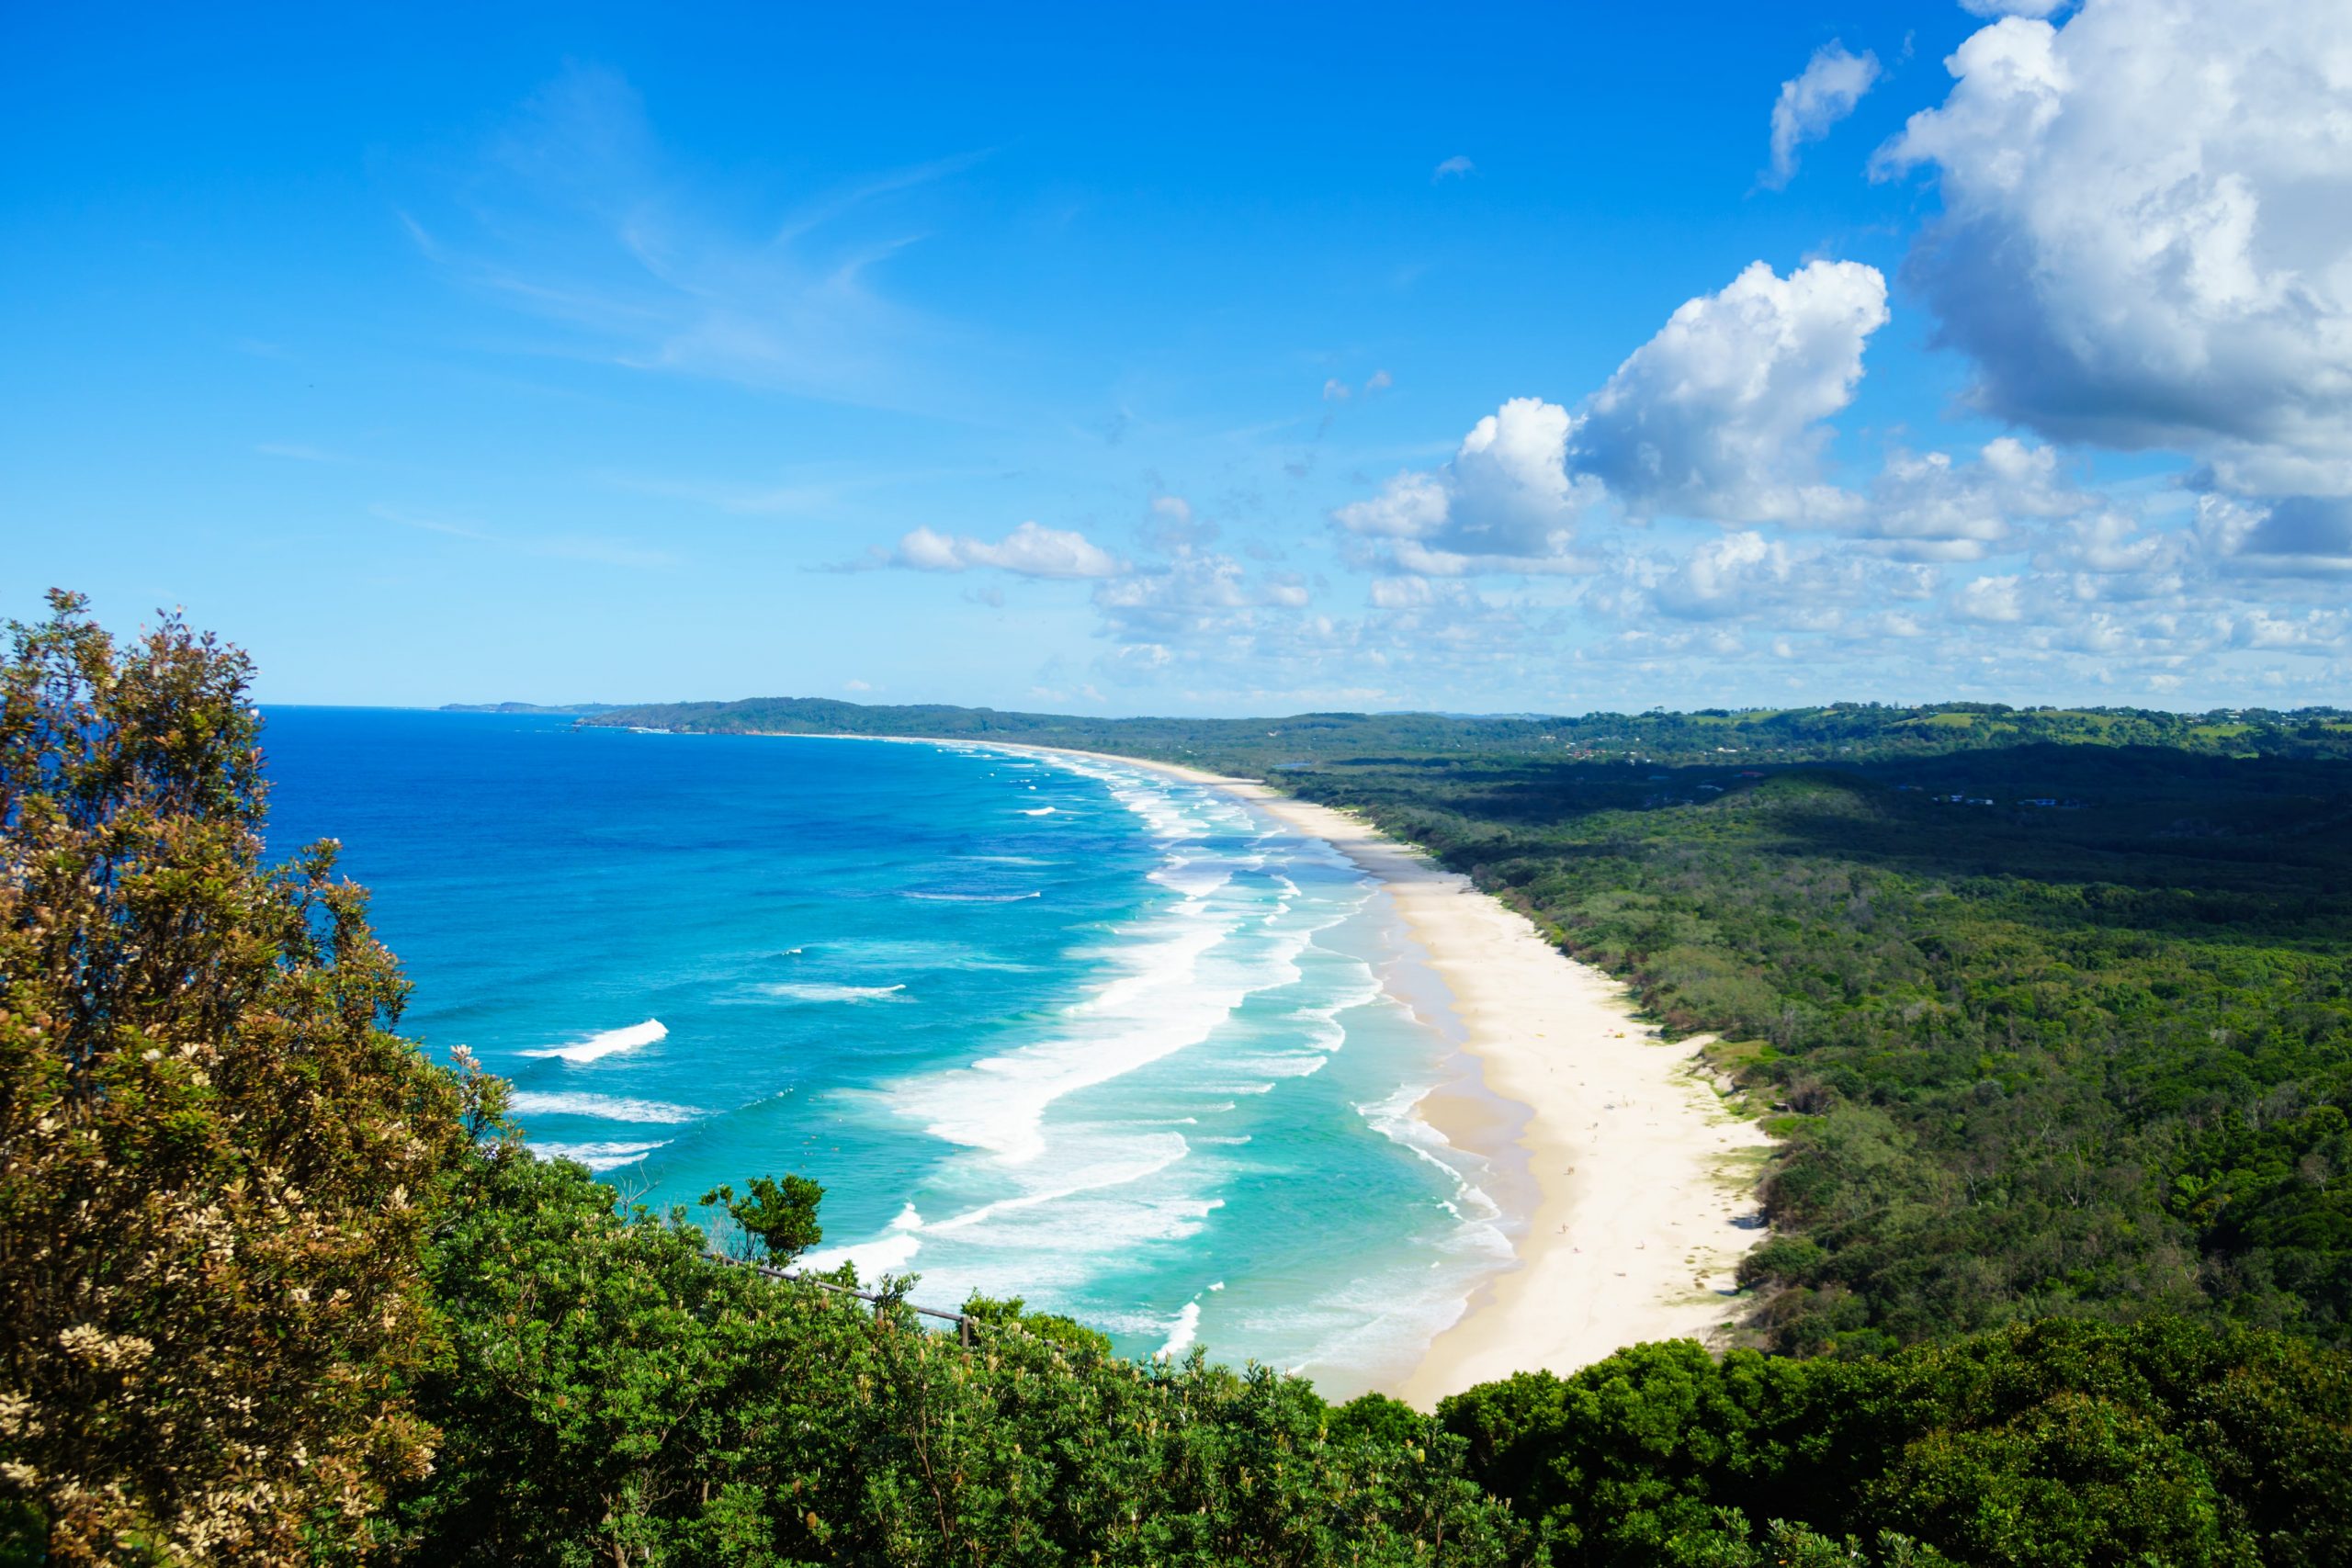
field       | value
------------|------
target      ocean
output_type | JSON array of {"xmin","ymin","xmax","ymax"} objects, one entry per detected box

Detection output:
[{"xmin": 260, "ymin": 707, "xmax": 1512, "ymax": 1393}]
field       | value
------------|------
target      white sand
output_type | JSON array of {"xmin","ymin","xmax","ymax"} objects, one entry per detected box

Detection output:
[{"xmin": 980, "ymin": 743, "xmax": 1775, "ymax": 1404}]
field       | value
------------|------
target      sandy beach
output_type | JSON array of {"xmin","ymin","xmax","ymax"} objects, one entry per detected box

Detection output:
[{"xmin": 982, "ymin": 742, "xmax": 1776, "ymax": 1404}]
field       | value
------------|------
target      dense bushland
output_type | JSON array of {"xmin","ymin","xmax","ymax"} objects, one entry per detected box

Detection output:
[
  {"xmin": 1440, "ymin": 1317, "xmax": 2352, "ymax": 1566},
  {"xmin": 585, "ymin": 695, "xmax": 2352, "ymax": 772},
  {"xmin": 1272, "ymin": 747, "xmax": 2352, "ymax": 1359},
  {"xmin": 8, "ymin": 596, "xmax": 2352, "ymax": 1564},
  {"xmin": 395, "ymin": 1147, "xmax": 1528, "ymax": 1564}
]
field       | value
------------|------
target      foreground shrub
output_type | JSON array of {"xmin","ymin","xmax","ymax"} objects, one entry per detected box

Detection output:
[
  {"xmin": 0, "ymin": 593, "xmax": 475, "ymax": 1562},
  {"xmin": 396, "ymin": 1148, "xmax": 1535, "ymax": 1565},
  {"xmin": 1442, "ymin": 1316, "xmax": 2352, "ymax": 1566}
]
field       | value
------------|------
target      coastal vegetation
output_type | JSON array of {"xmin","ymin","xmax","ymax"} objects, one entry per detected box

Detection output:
[
  {"xmin": 0, "ymin": 594, "xmax": 474, "ymax": 1562},
  {"xmin": 1266, "ymin": 745, "xmax": 2352, "ymax": 1361},
  {"xmin": 582, "ymin": 694, "xmax": 2352, "ymax": 771},
  {"xmin": 592, "ymin": 695, "xmax": 2352, "ymax": 1359},
  {"xmin": 7, "ymin": 604, "xmax": 2352, "ymax": 1564}
]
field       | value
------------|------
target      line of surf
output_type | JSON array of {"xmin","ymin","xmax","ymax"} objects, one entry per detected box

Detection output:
[
  {"xmin": 917, "ymin": 738, "xmax": 1777, "ymax": 1404},
  {"xmin": 879, "ymin": 758, "xmax": 1357, "ymax": 1164},
  {"xmin": 508, "ymin": 1089, "xmax": 706, "ymax": 1123},
  {"xmin": 520, "ymin": 1018, "xmax": 668, "ymax": 1063}
]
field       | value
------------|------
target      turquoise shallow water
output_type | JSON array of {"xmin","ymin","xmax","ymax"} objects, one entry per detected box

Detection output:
[{"xmin": 261, "ymin": 708, "xmax": 1510, "ymax": 1393}]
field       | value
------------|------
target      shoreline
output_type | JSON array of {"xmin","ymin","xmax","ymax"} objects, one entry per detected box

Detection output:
[
  {"xmin": 963, "ymin": 740, "xmax": 1775, "ymax": 1404},
  {"xmin": 662, "ymin": 729, "xmax": 1773, "ymax": 1403}
]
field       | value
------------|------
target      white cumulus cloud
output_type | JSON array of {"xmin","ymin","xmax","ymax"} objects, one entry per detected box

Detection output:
[
  {"xmin": 1767, "ymin": 41, "xmax": 1882, "ymax": 187},
  {"xmin": 1572, "ymin": 258, "xmax": 1889, "ymax": 524},
  {"xmin": 1335, "ymin": 397, "xmax": 1599, "ymax": 574},
  {"xmin": 1852, "ymin": 436, "xmax": 2083, "ymax": 560},
  {"xmin": 894, "ymin": 521, "xmax": 1121, "ymax": 579},
  {"xmin": 1652, "ymin": 532, "xmax": 1787, "ymax": 620},
  {"xmin": 1875, "ymin": 0, "xmax": 2352, "ymax": 486},
  {"xmin": 1334, "ymin": 260, "xmax": 1891, "ymax": 575},
  {"xmin": 1954, "ymin": 574, "xmax": 2029, "ymax": 623},
  {"xmin": 1612, "ymin": 533, "xmax": 1935, "ymax": 626}
]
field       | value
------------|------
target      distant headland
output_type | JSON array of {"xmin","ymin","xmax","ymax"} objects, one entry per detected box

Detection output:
[{"xmin": 437, "ymin": 701, "xmax": 626, "ymax": 716}]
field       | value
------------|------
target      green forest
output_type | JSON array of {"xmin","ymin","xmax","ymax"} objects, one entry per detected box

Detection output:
[
  {"xmin": 582, "ymin": 694, "xmax": 2352, "ymax": 770},
  {"xmin": 1263, "ymin": 742, "xmax": 2352, "ymax": 1361},
  {"xmin": 8, "ymin": 603, "xmax": 2352, "ymax": 1566}
]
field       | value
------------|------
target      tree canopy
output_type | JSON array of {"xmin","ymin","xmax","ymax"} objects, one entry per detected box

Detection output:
[{"xmin": 0, "ymin": 592, "xmax": 477, "ymax": 1562}]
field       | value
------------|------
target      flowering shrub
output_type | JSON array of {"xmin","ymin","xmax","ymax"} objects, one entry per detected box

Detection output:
[{"xmin": 0, "ymin": 593, "xmax": 476, "ymax": 1563}]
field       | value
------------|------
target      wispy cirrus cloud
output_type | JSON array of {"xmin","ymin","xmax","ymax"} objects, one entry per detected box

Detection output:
[
  {"xmin": 594, "ymin": 461, "xmax": 1003, "ymax": 518},
  {"xmin": 372, "ymin": 504, "xmax": 673, "ymax": 569},
  {"xmin": 401, "ymin": 63, "xmax": 989, "ymax": 413},
  {"xmin": 254, "ymin": 442, "xmax": 354, "ymax": 464}
]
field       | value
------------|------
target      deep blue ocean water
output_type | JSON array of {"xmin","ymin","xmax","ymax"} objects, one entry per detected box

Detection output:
[{"xmin": 260, "ymin": 708, "xmax": 1509, "ymax": 1393}]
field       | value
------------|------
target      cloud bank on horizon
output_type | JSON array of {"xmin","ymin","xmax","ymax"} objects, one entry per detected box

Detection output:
[{"xmin": 10, "ymin": 0, "xmax": 2350, "ymax": 714}]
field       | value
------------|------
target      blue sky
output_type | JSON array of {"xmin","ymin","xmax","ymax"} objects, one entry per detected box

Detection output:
[{"xmin": 7, "ymin": 1, "xmax": 2349, "ymax": 713}]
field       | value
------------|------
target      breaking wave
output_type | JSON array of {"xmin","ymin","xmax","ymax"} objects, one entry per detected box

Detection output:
[{"xmin": 520, "ymin": 1019, "xmax": 667, "ymax": 1063}]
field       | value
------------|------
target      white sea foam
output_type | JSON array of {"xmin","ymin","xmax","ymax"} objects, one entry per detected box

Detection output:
[
  {"xmin": 955, "ymin": 749, "xmax": 1504, "ymax": 1382},
  {"xmin": 1158, "ymin": 1300, "xmax": 1202, "ymax": 1359},
  {"xmin": 902, "ymin": 851, "xmax": 1268, "ymax": 1154},
  {"xmin": 816, "ymin": 1124, "xmax": 1217, "ymax": 1308},
  {"xmin": 924, "ymin": 1138, "xmax": 1191, "ymax": 1236},
  {"xmin": 800, "ymin": 1201, "xmax": 925, "ymax": 1280},
  {"xmin": 532, "ymin": 1139, "xmax": 666, "ymax": 1172},
  {"xmin": 757, "ymin": 982, "xmax": 908, "ymax": 1003},
  {"xmin": 847, "ymin": 745, "xmax": 1464, "ymax": 1362},
  {"xmin": 507, "ymin": 1090, "xmax": 705, "ymax": 1123},
  {"xmin": 889, "ymin": 893, "xmax": 1320, "ymax": 1160},
  {"xmin": 1358, "ymin": 1082, "xmax": 1507, "ymax": 1226},
  {"xmin": 1227, "ymin": 1052, "xmax": 1329, "ymax": 1078},
  {"xmin": 809, "ymin": 936, "xmax": 1038, "ymax": 974},
  {"xmin": 1290, "ymin": 963, "xmax": 1384, "ymax": 1052},
  {"xmin": 1021, "ymin": 806, "xmax": 1056, "ymax": 816},
  {"xmin": 1277, "ymin": 1180, "xmax": 1517, "ymax": 1394},
  {"xmin": 520, "ymin": 1019, "xmax": 667, "ymax": 1063},
  {"xmin": 906, "ymin": 890, "xmax": 1041, "ymax": 903},
  {"xmin": 1150, "ymin": 856, "xmax": 1232, "ymax": 898}
]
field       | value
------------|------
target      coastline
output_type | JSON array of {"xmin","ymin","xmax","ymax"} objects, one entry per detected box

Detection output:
[{"xmin": 965, "ymin": 739, "xmax": 1775, "ymax": 1404}]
